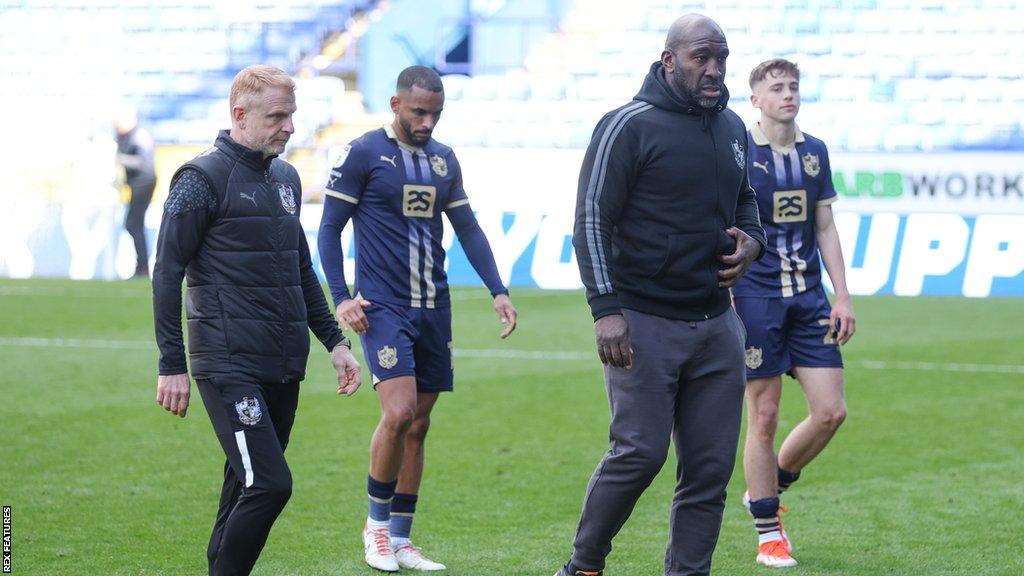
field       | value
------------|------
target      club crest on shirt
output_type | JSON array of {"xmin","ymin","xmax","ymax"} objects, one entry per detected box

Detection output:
[
  {"xmin": 377, "ymin": 345, "xmax": 398, "ymax": 370},
  {"xmin": 278, "ymin": 183, "xmax": 297, "ymax": 214},
  {"xmin": 802, "ymin": 152, "xmax": 820, "ymax": 177},
  {"xmin": 332, "ymin": 144, "xmax": 351, "ymax": 169},
  {"xmin": 429, "ymin": 154, "xmax": 448, "ymax": 177},
  {"xmin": 745, "ymin": 346, "xmax": 763, "ymax": 370},
  {"xmin": 732, "ymin": 139, "xmax": 744, "ymax": 169},
  {"xmin": 235, "ymin": 396, "xmax": 262, "ymax": 426}
]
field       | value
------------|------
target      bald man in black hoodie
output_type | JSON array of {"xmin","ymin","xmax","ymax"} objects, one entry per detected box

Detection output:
[{"xmin": 556, "ymin": 14, "xmax": 766, "ymax": 576}]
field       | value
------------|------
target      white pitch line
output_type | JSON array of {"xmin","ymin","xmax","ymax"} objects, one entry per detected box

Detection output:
[
  {"xmin": 853, "ymin": 360, "xmax": 1024, "ymax": 375},
  {"xmin": 1, "ymin": 337, "xmax": 1022, "ymax": 375},
  {"xmin": 0, "ymin": 337, "xmax": 154, "ymax": 350}
]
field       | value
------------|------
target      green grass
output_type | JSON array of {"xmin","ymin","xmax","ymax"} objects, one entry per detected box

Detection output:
[{"xmin": 1, "ymin": 278, "xmax": 1022, "ymax": 575}]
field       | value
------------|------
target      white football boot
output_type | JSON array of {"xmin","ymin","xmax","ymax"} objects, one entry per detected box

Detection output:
[
  {"xmin": 393, "ymin": 542, "xmax": 447, "ymax": 571},
  {"xmin": 363, "ymin": 523, "xmax": 399, "ymax": 572}
]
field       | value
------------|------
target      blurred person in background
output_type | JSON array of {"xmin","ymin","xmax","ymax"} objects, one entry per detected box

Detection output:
[
  {"xmin": 114, "ymin": 104, "xmax": 157, "ymax": 278},
  {"xmin": 151, "ymin": 64, "xmax": 362, "ymax": 576},
  {"xmin": 733, "ymin": 58, "xmax": 855, "ymax": 569}
]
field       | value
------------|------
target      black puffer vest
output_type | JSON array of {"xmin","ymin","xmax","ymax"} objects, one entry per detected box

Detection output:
[{"xmin": 171, "ymin": 131, "xmax": 311, "ymax": 384}]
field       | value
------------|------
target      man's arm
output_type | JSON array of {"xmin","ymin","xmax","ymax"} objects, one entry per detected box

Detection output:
[
  {"xmin": 572, "ymin": 111, "xmax": 638, "ymax": 368},
  {"xmin": 318, "ymin": 143, "xmax": 374, "ymax": 334},
  {"xmin": 446, "ymin": 204, "xmax": 517, "ymax": 338},
  {"xmin": 299, "ymin": 216, "xmax": 345, "ymax": 352},
  {"xmin": 815, "ymin": 203, "xmax": 855, "ymax": 344},
  {"xmin": 734, "ymin": 167, "xmax": 767, "ymax": 259},
  {"xmin": 718, "ymin": 162, "xmax": 768, "ymax": 287},
  {"xmin": 151, "ymin": 168, "xmax": 216, "ymax": 417}
]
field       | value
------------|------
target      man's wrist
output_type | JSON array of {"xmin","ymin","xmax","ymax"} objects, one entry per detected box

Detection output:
[{"xmin": 332, "ymin": 334, "xmax": 352, "ymax": 350}]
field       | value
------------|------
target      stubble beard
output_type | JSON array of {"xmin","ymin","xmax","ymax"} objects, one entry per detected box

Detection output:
[{"xmin": 674, "ymin": 68, "xmax": 721, "ymax": 109}]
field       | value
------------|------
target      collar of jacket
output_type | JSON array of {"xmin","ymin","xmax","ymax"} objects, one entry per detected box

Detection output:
[
  {"xmin": 635, "ymin": 61, "xmax": 729, "ymax": 117},
  {"xmin": 214, "ymin": 130, "xmax": 278, "ymax": 171}
]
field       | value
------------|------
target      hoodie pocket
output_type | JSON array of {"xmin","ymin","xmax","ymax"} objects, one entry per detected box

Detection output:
[{"xmin": 651, "ymin": 231, "xmax": 719, "ymax": 298}]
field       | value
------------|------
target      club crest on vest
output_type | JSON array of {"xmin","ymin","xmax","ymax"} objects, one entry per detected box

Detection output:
[
  {"xmin": 235, "ymin": 396, "xmax": 262, "ymax": 426},
  {"xmin": 745, "ymin": 346, "xmax": 763, "ymax": 370},
  {"xmin": 278, "ymin": 183, "xmax": 297, "ymax": 214},
  {"xmin": 429, "ymin": 154, "xmax": 448, "ymax": 177},
  {"xmin": 377, "ymin": 345, "xmax": 398, "ymax": 369}
]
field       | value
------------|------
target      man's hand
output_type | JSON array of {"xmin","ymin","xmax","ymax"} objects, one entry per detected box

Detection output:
[
  {"xmin": 830, "ymin": 296, "xmax": 856, "ymax": 345},
  {"xmin": 718, "ymin": 227, "xmax": 760, "ymax": 287},
  {"xmin": 156, "ymin": 373, "xmax": 191, "ymax": 418},
  {"xmin": 595, "ymin": 314, "xmax": 632, "ymax": 369},
  {"xmin": 332, "ymin": 345, "xmax": 362, "ymax": 396},
  {"xmin": 493, "ymin": 293, "xmax": 518, "ymax": 339},
  {"xmin": 335, "ymin": 297, "xmax": 373, "ymax": 335}
]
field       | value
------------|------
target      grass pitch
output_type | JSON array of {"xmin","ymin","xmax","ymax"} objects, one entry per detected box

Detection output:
[{"xmin": 1, "ymin": 278, "xmax": 1021, "ymax": 575}]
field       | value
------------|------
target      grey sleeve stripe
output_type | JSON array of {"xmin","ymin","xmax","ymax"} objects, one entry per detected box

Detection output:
[{"xmin": 584, "ymin": 102, "xmax": 652, "ymax": 295}]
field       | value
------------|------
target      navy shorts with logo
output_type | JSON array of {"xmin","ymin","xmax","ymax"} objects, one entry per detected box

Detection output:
[
  {"xmin": 359, "ymin": 300, "xmax": 454, "ymax": 392},
  {"xmin": 734, "ymin": 284, "xmax": 843, "ymax": 379}
]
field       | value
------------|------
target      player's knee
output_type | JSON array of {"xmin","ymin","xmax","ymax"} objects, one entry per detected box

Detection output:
[
  {"xmin": 262, "ymin": 474, "xmax": 293, "ymax": 509},
  {"xmin": 406, "ymin": 416, "xmax": 430, "ymax": 443},
  {"xmin": 381, "ymin": 403, "xmax": 416, "ymax": 433},
  {"xmin": 621, "ymin": 444, "xmax": 668, "ymax": 480},
  {"xmin": 815, "ymin": 404, "xmax": 847, "ymax": 432}
]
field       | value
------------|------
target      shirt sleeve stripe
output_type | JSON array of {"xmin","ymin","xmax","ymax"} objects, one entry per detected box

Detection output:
[
  {"xmin": 324, "ymin": 189, "xmax": 360, "ymax": 204},
  {"xmin": 817, "ymin": 195, "xmax": 839, "ymax": 206},
  {"xmin": 445, "ymin": 198, "xmax": 470, "ymax": 209}
]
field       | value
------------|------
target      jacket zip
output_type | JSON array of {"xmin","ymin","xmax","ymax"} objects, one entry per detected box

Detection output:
[{"xmin": 266, "ymin": 167, "xmax": 289, "ymax": 382}]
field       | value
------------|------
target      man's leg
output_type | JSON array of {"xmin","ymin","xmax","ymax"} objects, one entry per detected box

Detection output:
[
  {"xmin": 364, "ymin": 376, "xmax": 417, "ymax": 572},
  {"xmin": 778, "ymin": 367, "xmax": 846, "ymax": 473},
  {"xmin": 197, "ymin": 378, "xmax": 294, "ymax": 576},
  {"xmin": 569, "ymin": 309, "xmax": 682, "ymax": 574},
  {"xmin": 389, "ymin": 392, "xmax": 447, "ymax": 571},
  {"xmin": 778, "ymin": 286, "xmax": 847, "ymax": 477},
  {"xmin": 665, "ymin": 309, "xmax": 746, "ymax": 576},
  {"xmin": 743, "ymin": 376, "xmax": 784, "ymax": 501},
  {"xmin": 391, "ymin": 391, "xmax": 439, "ymax": 542},
  {"xmin": 206, "ymin": 462, "xmax": 242, "ymax": 574},
  {"xmin": 733, "ymin": 294, "xmax": 796, "ymax": 565},
  {"xmin": 125, "ymin": 181, "xmax": 153, "ymax": 276}
]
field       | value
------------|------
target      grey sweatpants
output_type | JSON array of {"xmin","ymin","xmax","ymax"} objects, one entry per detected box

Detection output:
[{"xmin": 571, "ymin": 307, "xmax": 747, "ymax": 576}]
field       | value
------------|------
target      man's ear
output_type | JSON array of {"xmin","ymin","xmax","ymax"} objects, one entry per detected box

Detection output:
[
  {"xmin": 390, "ymin": 95, "xmax": 400, "ymax": 114},
  {"xmin": 231, "ymin": 105, "xmax": 246, "ymax": 128},
  {"xmin": 660, "ymin": 49, "xmax": 675, "ymax": 72}
]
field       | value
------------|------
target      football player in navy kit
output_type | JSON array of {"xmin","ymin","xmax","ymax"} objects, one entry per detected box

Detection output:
[
  {"xmin": 733, "ymin": 58, "xmax": 856, "ymax": 568},
  {"xmin": 318, "ymin": 66, "xmax": 517, "ymax": 572}
]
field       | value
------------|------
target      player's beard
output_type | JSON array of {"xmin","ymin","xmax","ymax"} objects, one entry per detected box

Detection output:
[
  {"xmin": 399, "ymin": 116, "xmax": 430, "ymax": 146},
  {"xmin": 672, "ymin": 66, "xmax": 722, "ymax": 109}
]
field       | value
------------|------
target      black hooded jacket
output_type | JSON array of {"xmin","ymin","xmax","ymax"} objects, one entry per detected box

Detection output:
[{"xmin": 573, "ymin": 61, "xmax": 767, "ymax": 322}]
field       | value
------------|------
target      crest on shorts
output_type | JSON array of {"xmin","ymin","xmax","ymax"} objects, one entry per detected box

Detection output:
[
  {"xmin": 429, "ymin": 154, "xmax": 448, "ymax": 177},
  {"xmin": 745, "ymin": 346, "xmax": 763, "ymax": 370},
  {"xmin": 235, "ymin": 396, "xmax": 262, "ymax": 426},
  {"xmin": 732, "ymin": 139, "xmax": 744, "ymax": 169},
  {"xmin": 277, "ymin": 183, "xmax": 297, "ymax": 215},
  {"xmin": 802, "ymin": 152, "xmax": 820, "ymax": 177},
  {"xmin": 377, "ymin": 345, "xmax": 398, "ymax": 370}
]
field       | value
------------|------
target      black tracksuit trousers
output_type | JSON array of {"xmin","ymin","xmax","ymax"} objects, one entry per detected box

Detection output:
[{"xmin": 197, "ymin": 377, "xmax": 299, "ymax": 576}]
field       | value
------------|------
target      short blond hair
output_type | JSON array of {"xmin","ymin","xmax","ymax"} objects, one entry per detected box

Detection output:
[
  {"xmin": 749, "ymin": 58, "xmax": 800, "ymax": 89},
  {"xmin": 229, "ymin": 65, "xmax": 296, "ymax": 110}
]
